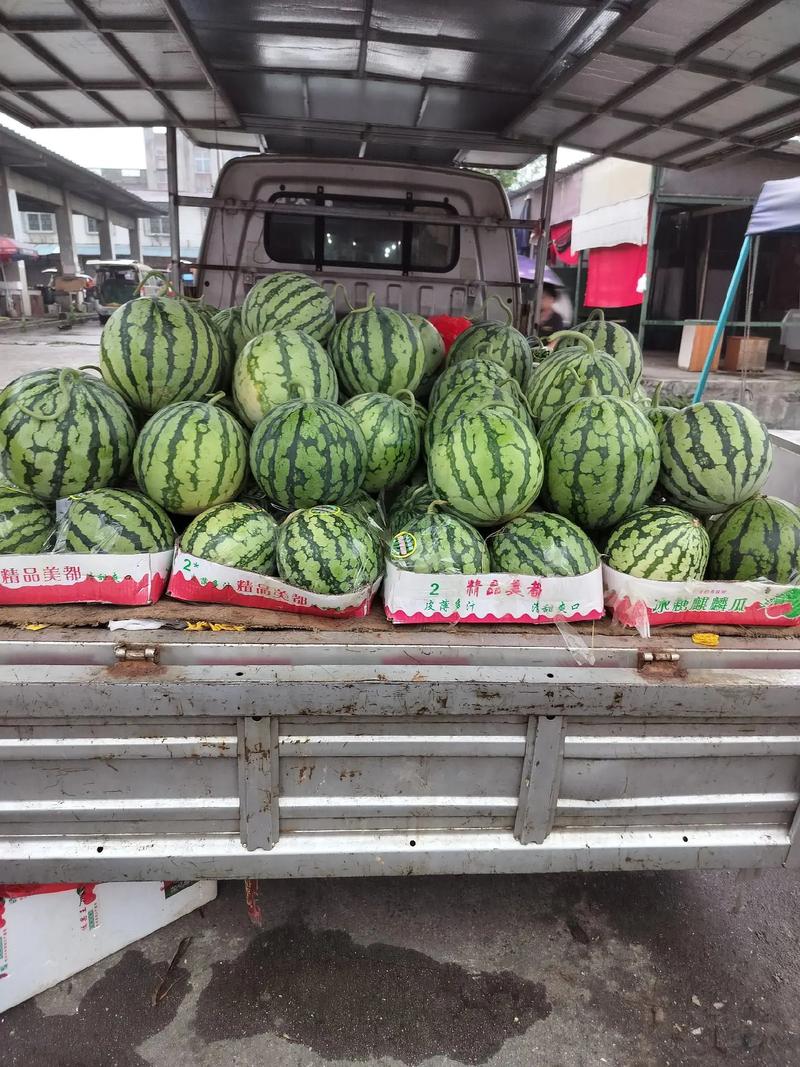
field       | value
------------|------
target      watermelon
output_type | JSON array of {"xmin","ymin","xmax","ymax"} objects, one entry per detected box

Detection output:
[
  {"xmin": 605, "ymin": 504, "xmax": 709, "ymax": 580},
  {"xmin": 659, "ymin": 401, "xmax": 772, "ymax": 516},
  {"xmin": 328, "ymin": 296, "xmax": 425, "ymax": 396},
  {"xmin": 488, "ymin": 511, "xmax": 599, "ymax": 576},
  {"xmin": 407, "ymin": 313, "xmax": 446, "ymax": 398},
  {"xmin": 55, "ymin": 488, "xmax": 175, "ymax": 553},
  {"xmin": 446, "ymin": 321, "xmax": 532, "ymax": 389},
  {"xmin": 556, "ymin": 308, "xmax": 642, "ymax": 385},
  {"xmin": 99, "ymin": 296, "xmax": 222, "ymax": 413},
  {"xmin": 389, "ymin": 507, "xmax": 488, "ymax": 574},
  {"xmin": 388, "ymin": 480, "xmax": 437, "ymax": 534},
  {"xmin": 526, "ymin": 332, "xmax": 630, "ymax": 425},
  {"xmin": 241, "ymin": 271, "xmax": 335, "ymax": 344},
  {"xmin": 0, "ymin": 368, "xmax": 136, "ymax": 502},
  {"xmin": 232, "ymin": 328, "xmax": 338, "ymax": 429},
  {"xmin": 428, "ymin": 409, "xmax": 544, "ymax": 526},
  {"xmin": 0, "ymin": 485, "xmax": 54, "ymax": 553},
  {"xmin": 707, "ymin": 495, "xmax": 800, "ymax": 583},
  {"xmin": 342, "ymin": 391, "xmax": 421, "ymax": 492},
  {"xmin": 412, "ymin": 400, "xmax": 428, "ymax": 433},
  {"xmin": 249, "ymin": 397, "xmax": 366, "ymax": 510},
  {"xmin": 428, "ymin": 357, "xmax": 519, "ymax": 411},
  {"xmin": 539, "ymin": 392, "xmax": 660, "ymax": 530},
  {"xmin": 212, "ymin": 306, "xmax": 247, "ymax": 387},
  {"xmin": 182, "ymin": 501, "xmax": 278, "ymax": 573},
  {"xmin": 340, "ymin": 488, "xmax": 385, "ymax": 534},
  {"xmin": 276, "ymin": 506, "xmax": 381, "ymax": 594},
  {"xmin": 647, "ymin": 382, "xmax": 679, "ymax": 435},
  {"xmin": 424, "ymin": 383, "xmax": 531, "ymax": 455},
  {"xmin": 134, "ymin": 396, "xmax": 248, "ymax": 515}
]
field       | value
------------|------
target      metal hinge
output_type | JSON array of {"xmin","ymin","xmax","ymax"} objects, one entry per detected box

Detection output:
[
  {"xmin": 114, "ymin": 643, "xmax": 159, "ymax": 663},
  {"xmin": 639, "ymin": 650, "xmax": 681, "ymax": 667}
]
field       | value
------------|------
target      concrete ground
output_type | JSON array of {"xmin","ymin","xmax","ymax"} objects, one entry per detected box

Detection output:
[
  {"xmin": 2, "ymin": 321, "xmax": 800, "ymax": 1065},
  {"xmin": 2, "ymin": 870, "xmax": 800, "ymax": 1067}
]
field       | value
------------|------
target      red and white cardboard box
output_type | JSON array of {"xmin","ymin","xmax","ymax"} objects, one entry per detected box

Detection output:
[
  {"xmin": 168, "ymin": 550, "xmax": 381, "ymax": 619},
  {"xmin": 383, "ymin": 561, "xmax": 605, "ymax": 624},
  {"xmin": 0, "ymin": 550, "xmax": 172, "ymax": 606},
  {"xmin": 0, "ymin": 879, "xmax": 217, "ymax": 1012},
  {"xmin": 603, "ymin": 563, "xmax": 800, "ymax": 631}
]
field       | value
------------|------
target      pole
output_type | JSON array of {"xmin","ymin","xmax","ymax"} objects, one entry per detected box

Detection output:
[
  {"xmin": 693, "ymin": 233, "xmax": 751, "ymax": 403},
  {"xmin": 744, "ymin": 233, "xmax": 759, "ymax": 339},
  {"xmin": 531, "ymin": 146, "xmax": 557, "ymax": 333},
  {"xmin": 636, "ymin": 167, "xmax": 660, "ymax": 350},
  {"xmin": 697, "ymin": 214, "xmax": 712, "ymax": 317},
  {"xmin": 166, "ymin": 126, "xmax": 181, "ymax": 295}
]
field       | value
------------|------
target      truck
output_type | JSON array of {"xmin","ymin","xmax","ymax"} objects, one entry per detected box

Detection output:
[{"xmin": 2, "ymin": 157, "xmax": 799, "ymax": 884}]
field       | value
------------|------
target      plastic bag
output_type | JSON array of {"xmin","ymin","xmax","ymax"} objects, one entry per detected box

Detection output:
[{"xmin": 53, "ymin": 488, "xmax": 175, "ymax": 554}]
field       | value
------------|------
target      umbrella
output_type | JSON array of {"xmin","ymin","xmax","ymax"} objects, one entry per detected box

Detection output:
[
  {"xmin": 517, "ymin": 253, "xmax": 563, "ymax": 288},
  {"xmin": 0, "ymin": 236, "xmax": 39, "ymax": 263}
]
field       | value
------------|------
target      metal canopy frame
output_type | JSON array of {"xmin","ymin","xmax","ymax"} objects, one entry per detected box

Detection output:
[{"xmin": 1, "ymin": 0, "xmax": 799, "ymax": 173}]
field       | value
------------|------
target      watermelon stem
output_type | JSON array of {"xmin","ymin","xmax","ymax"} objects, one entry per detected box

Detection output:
[
  {"xmin": 651, "ymin": 381, "xmax": 664, "ymax": 408},
  {"xmin": 585, "ymin": 308, "xmax": 606, "ymax": 324},
  {"xmin": 205, "ymin": 391, "xmax": 227, "ymax": 407},
  {"xmin": 135, "ymin": 269, "xmax": 174, "ymax": 298},
  {"xmin": 331, "ymin": 282, "xmax": 354, "ymax": 314},
  {"xmin": 427, "ymin": 499, "xmax": 449, "ymax": 513},
  {"xmin": 78, "ymin": 364, "xmax": 102, "ymax": 374},
  {"xmin": 17, "ymin": 367, "xmax": 78, "ymax": 422},
  {"xmin": 549, "ymin": 330, "xmax": 595, "ymax": 353},
  {"xmin": 393, "ymin": 389, "xmax": 416, "ymax": 410},
  {"xmin": 481, "ymin": 293, "xmax": 513, "ymax": 325}
]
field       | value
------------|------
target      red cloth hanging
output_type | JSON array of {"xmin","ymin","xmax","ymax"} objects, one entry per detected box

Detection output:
[
  {"xmin": 550, "ymin": 221, "xmax": 579, "ymax": 266},
  {"xmin": 584, "ymin": 243, "xmax": 648, "ymax": 308}
]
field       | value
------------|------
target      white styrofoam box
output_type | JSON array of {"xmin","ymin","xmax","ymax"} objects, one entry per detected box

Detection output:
[{"xmin": 0, "ymin": 880, "xmax": 216, "ymax": 1012}]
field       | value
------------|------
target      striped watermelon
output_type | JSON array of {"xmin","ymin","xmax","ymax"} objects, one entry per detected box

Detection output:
[
  {"xmin": 707, "ymin": 495, "xmax": 800, "ymax": 582},
  {"xmin": 0, "ymin": 368, "xmax": 136, "ymax": 502},
  {"xmin": 647, "ymin": 382, "xmax": 679, "ymax": 435},
  {"xmin": 212, "ymin": 305, "xmax": 247, "ymax": 387},
  {"xmin": 276, "ymin": 506, "xmax": 381, "ymax": 594},
  {"xmin": 389, "ymin": 507, "xmax": 488, "ymax": 574},
  {"xmin": 388, "ymin": 479, "xmax": 437, "ymax": 534},
  {"xmin": 232, "ymin": 328, "xmax": 338, "ymax": 429},
  {"xmin": 428, "ymin": 409, "xmax": 544, "ymax": 526},
  {"xmin": 241, "ymin": 271, "xmax": 335, "ymax": 344},
  {"xmin": 412, "ymin": 400, "xmax": 428, "ymax": 434},
  {"xmin": 134, "ymin": 397, "xmax": 248, "ymax": 515},
  {"xmin": 0, "ymin": 485, "xmax": 54, "ymax": 553},
  {"xmin": 340, "ymin": 488, "xmax": 385, "ymax": 534},
  {"xmin": 249, "ymin": 398, "xmax": 366, "ymax": 510},
  {"xmin": 342, "ymin": 391, "xmax": 421, "ymax": 492},
  {"xmin": 659, "ymin": 401, "xmax": 772, "ymax": 516},
  {"xmin": 428, "ymin": 357, "xmax": 517, "ymax": 411},
  {"xmin": 407, "ymin": 313, "xmax": 446, "ymax": 398},
  {"xmin": 539, "ymin": 393, "xmax": 660, "ymax": 530},
  {"xmin": 488, "ymin": 511, "xmax": 599, "ymax": 576},
  {"xmin": 328, "ymin": 297, "xmax": 425, "ymax": 396},
  {"xmin": 557, "ymin": 308, "xmax": 643, "ymax": 385},
  {"xmin": 100, "ymin": 296, "xmax": 222, "ymax": 413},
  {"xmin": 182, "ymin": 501, "xmax": 278, "ymax": 573},
  {"xmin": 55, "ymin": 488, "xmax": 175, "ymax": 553},
  {"xmin": 605, "ymin": 504, "xmax": 709, "ymax": 580},
  {"xmin": 425, "ymin": 383, "xmax": 531, "ymax": 455},
  {"xmin": 526, "ymin": 335, "xmax": 630, "ymax": 426},
  {"xmin": 446, "ymin": 321, "xmax": 533, "ymax": 389}
]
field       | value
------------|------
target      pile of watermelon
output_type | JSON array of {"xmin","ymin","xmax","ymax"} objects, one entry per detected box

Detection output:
[{"xmin": 0, "ymin": 271, "xmax": 797, "ymax": 605}]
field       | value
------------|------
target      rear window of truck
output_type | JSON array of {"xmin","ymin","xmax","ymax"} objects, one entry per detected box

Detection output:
[{"xmin": 264, "ymin": 193, "xmax": 459, "ymax": 273}]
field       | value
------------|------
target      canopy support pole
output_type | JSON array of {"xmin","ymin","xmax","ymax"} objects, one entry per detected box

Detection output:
[
  {"xmin": 531, "ymin": 146, "xmax": 557, "ymax": 335},
  {"xmin": 166, "ymin": 126, "xmax": 181, "ymax": 295},
  {"xmin": 693, "ymin": 233, "xmax": 751, "ymax": 403}
]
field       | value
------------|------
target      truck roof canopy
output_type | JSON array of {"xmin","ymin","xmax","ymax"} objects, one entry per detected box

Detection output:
[{"xmin": 4, "ymin": 0, "xmax": 798, "ymax": 170}]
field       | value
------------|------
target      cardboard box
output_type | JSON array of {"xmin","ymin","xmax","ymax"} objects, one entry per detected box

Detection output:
[
  {"xmin": 0, "ymin": 880, "xmax": 217, "ymax": 1012},
  {"xmin": 384, "ymin": 561, "xmax": 605, "ymax": 624},
  {"xmin": 603, "ymin": 563, "xmax": 800, "ymax": 632},
  {"xmin": 168, "ymin": 549, "xmax": 381, "ymax": 618},
  {"xmin": 678, "ymin": 321, "xmax": 721, "ymax": 372},
  {"xmin": 0, "ymin": 550, "xmax": 172, "ymax": 606}
]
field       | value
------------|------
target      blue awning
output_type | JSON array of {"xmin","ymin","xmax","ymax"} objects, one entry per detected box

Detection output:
[{"xmin": 747, "ymin": 177, "xmax": 800, "ymax": 237}]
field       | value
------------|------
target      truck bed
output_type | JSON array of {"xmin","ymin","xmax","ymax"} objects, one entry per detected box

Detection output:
[{"xmin": 1, "ymin": 599, "xmax": 799, "ymax": 882}]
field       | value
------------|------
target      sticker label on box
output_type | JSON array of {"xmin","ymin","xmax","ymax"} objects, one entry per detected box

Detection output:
[{"xmin": 384, "ymin": 562, "xmax": 604, "ymax": 624}]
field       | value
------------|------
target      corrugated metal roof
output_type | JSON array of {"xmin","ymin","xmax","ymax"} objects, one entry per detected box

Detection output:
[{"xmin": 1, "ymin": 0, "xmax": 799, "ymax": 170}]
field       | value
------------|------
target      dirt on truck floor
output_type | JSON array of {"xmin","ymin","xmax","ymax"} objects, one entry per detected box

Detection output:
[{"xmin": 2, "ymin": 870, "xmax": 800, "ymax": 1067}]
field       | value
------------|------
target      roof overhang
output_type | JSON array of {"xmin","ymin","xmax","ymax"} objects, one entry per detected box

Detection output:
[{"xmin": 2, "ymin": 1, "xmax": 800, "ymax": 171}]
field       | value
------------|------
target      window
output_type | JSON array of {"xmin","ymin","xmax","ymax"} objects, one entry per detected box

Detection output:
[
  {"xmin": 264, "ymin": 193, "xmax": 459, "ymax": 273},
  {"xmin": 195, "ymin": 151, "xmax": 211, "ymax": 174},
  {"xmin": 154, "ymin": 151, "xmax": 167, "ymax": 170},
  {"xmin": 26, "ymin": 212, "xmax": 55, "ymax": 234},
  {"xmin": 86, "ymin": 217, "xmax": 99, "ymax": 234},
  {"xmin": 147, "ymin": 216, "xmax": 170, "ymax": 237}
]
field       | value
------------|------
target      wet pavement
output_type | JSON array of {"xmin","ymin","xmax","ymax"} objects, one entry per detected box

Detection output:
[
  {"xmin": 0, "ymin": 319, "xmax": 102, "ymax": 387},
  {"xmin": 3, "ymin": 870, "xmax": 800, "ymax": 1066}
]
